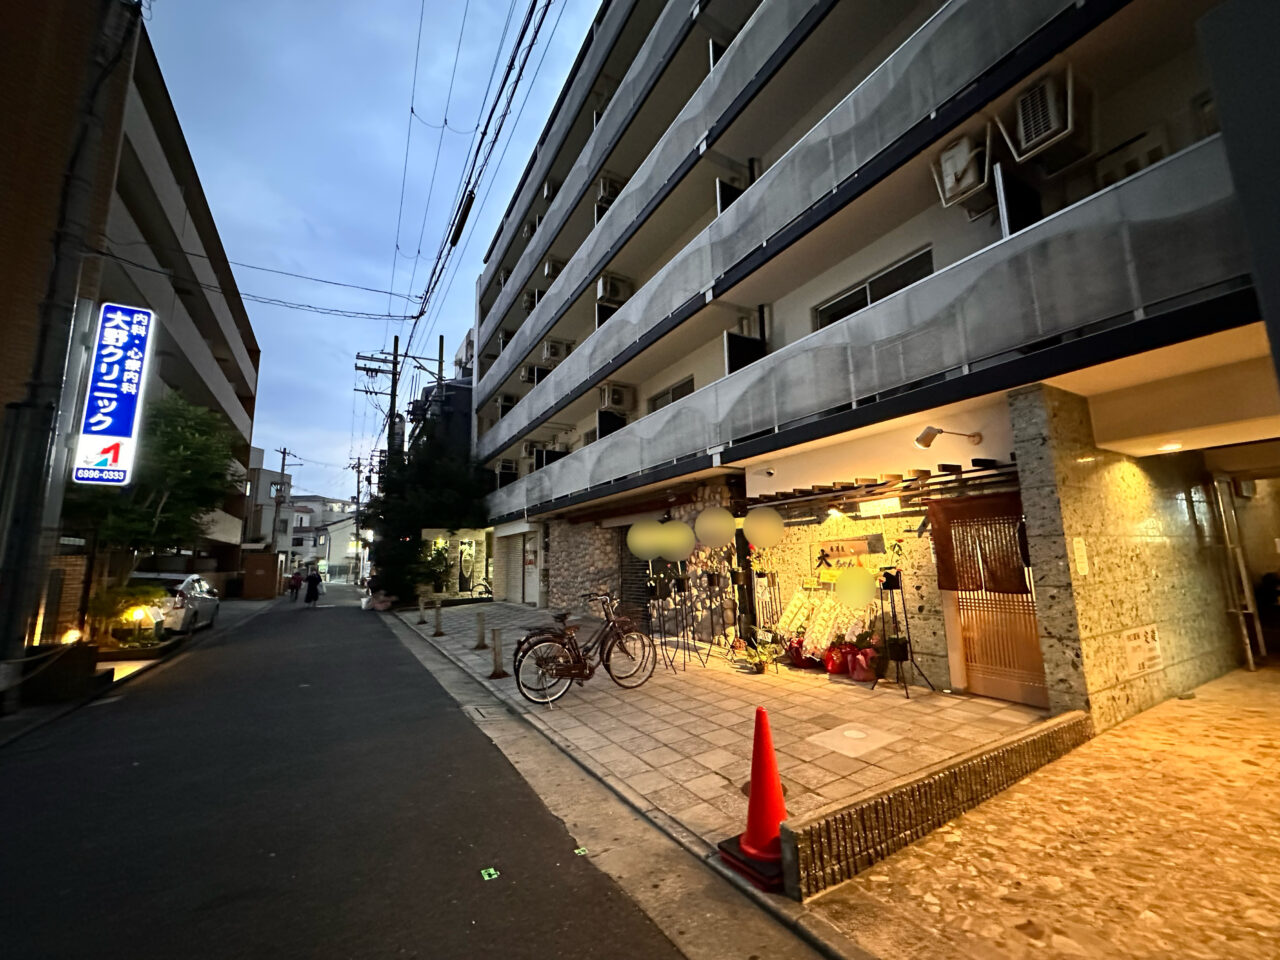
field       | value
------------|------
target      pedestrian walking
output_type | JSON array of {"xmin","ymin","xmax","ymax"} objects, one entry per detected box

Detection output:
[
  {"xmin": 288, "ymin": 568, "xmax": 303, "ymax": 602},
  {"xmin": 304, "ymin": 568, "xmax": 323, "ymax": 608}
]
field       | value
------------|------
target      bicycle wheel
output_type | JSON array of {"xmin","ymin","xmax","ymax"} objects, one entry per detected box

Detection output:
[
  {"xmin": 512, "ymin": 629, "xmax": 562, "ymax": 673},
  {"xmin": 604, "ymin": 631, "xmax": 657, "ymax": 689},
  {"xmin": 515, "ymin": 638, "xmax": 574, "ymax": 704}
]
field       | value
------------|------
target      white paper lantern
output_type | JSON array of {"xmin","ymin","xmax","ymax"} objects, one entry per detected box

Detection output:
[
  {"xmin": 659, "ymin": 521, "xmax": 696, "ymax": 561},
  {"xmin": 626, "ymin": 519, "xmax": 664, "ymax": 560},
  {"xmin": 694, "ymin": 506, "xmax": 736, "ymax": 548},
  {"xmin": 743, "ymin": 507, "xmax": 784, "ymax": 548}
]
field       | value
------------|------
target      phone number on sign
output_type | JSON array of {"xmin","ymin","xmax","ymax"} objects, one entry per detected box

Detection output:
[{"xmin": 73, "ymin": 468, "xmax": 127, "ymax": 482}]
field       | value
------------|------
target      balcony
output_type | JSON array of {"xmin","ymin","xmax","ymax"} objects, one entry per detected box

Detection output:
[
  {"xmin": 486, "ymin": 136, "xmax": 1249, "ymax": 520},
  {"xmin": 476, "ymin": 0, "xmax": 1097, "ymax": 453},
  {"xmin": 476, "ymin": 0, "xmax": 826, "ymax": 382}
]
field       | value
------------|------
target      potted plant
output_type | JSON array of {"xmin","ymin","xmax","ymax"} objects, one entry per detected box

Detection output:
[
  {"xmin": 417, "ymin": 544, "xmax": 453, "ymax": 594},
  {"xmin": 847, "ymin": 630, "xmax": 881, "ymax": 681},
  {"xmin": 824, "ymin": 636, "xmax": 855, "ymax": 674}
]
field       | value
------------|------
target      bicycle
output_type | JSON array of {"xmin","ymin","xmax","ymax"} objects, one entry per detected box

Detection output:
[
  {"xmin": 468, "ymin": 577, "xmax": 493, "ymax": 598},
  {"xmin": 510, "ymin": 593, "xmax": 642, "ymax": 673},
  {"xmin": 514, "ymin": 593, "xmax": 658, "ymax": 704}
]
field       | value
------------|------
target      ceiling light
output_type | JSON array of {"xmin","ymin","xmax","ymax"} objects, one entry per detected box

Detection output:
[
  {"xmin": 914, "ymin": 425, "xmax": 983, "ymax": 449},
  {"xmin": 1076, "ymin": 456, "xmax": 1096, "ymax": 463},
  {"xmin": 1158, "ymin": 442, "xmax": 1183, "ymax": 452},
  {"xmin": 827, "ymin": 507, "xmax": 843, "ymax": 517}
]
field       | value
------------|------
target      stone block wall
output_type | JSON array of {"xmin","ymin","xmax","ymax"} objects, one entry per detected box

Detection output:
[
  {"xmin": 1009, "ymin": 384, "xmax": 1240, "ymax": 730},
  {"xmin": 750, "ymin": 508, "xmax": 950, "ymax": 685},
  {"xmin": 547, "ymin": 519, "xmax": 620, "ymax": 613}
]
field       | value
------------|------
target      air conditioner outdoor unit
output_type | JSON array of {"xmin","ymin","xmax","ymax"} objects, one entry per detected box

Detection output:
[
  {"xmin": 497, "ymin": 268, "xmax": 510, "ymax": 289},
  {"xmin": 1016, "ymin": 76, "xmax": 1065, "ymax": 152},
  {"xmin": 497, "ymin": 393, "xmax": 517, "ymax": 417},
  {"xmin": 598, "ymin": 382, "xmax": 635, "ymax": 411},
  {"xmin": 497, "ymin": 329, "xmax": 512, "ymax": 350},
  {"xmin": 996, "ymin": 66, "xmax": 1093, "ymax": 176},
  {"xmin": 521, "ymin": 441, "xmax": 543, "ymax": 457},
  {"xmin": 521, "ymin": 289, "xmax": 542, "ymax": 313},
  {"xmin": 522, "ymin": 218, "xmax": 539, "ymax": 241},
  {"xmin": 931, "ymin": 124, "xmax": 994, "ymax": 218},
  {"xmin": 518, "ymin": 365, "xmax": 543, "ymax": 384},
  {"xmin": 598, "ymin": 175, "xmax": 624, "ymax": 206},
  {"xmin": 596, "ymin": 273, "xmax": 633, "ymax": 304},
  {"xmin": 497, "ymin": 459, "xmax": 518, "ymax": 473},
  {"xmin": 543, "ymin": 179, "xmax": 559, "ymax": 202},
  {"xmin": 541, "ymin": 339, "xmax": 573, "ymax": 362},
  {"xmin": 543, "ymin": 258, "xmax": 565, "ymax": 282}
]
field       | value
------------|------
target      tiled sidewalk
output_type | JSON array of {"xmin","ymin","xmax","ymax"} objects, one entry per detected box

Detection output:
[
  {"xmin": 398, "ymin": 601, "xmax": 1046, "ymax": 850},
  {"xmin": 807, "ymin": 665, "xmax": 1280, "ymax": 960}
]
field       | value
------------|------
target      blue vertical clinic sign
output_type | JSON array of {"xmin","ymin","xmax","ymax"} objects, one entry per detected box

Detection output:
[{"xmin": 71, "ymin": 303, "xmax": 156, "ymax": 486}]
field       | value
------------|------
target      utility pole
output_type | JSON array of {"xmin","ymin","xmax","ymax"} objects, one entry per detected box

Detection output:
[
  {"xmin": 0, "ymin": 1, "xmax": 141, "ymax": 699},
  {"xmin": 388, "ymin": 335, "xmax": 401, "ymax": 461},
  {"xmin": 351, "ymin": 456, "xmax": 363, "ymax": 583},
  {"xmin": 267, "ymin": 447, "xmax": 300, "ymax": 562}
]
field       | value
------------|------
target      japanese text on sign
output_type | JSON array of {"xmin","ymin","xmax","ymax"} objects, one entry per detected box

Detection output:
[{"xmin": 72, "ymin": 303, "xmax": 155, "ymax": 487}]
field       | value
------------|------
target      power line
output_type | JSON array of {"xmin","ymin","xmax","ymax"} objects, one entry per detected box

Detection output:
[
  {"xmin": 413, "ymin": 0, "xmax": 570, "ymax": 356},
  {"xmin": 402, "ymin": 0, "xmax": 473, "ymax": 303},
  {"xmin": 385, "ymin": 0, "xmax": 430, "ymax": 321},
  {"xmin": 405, "ymin": 0, "xmax": 553, "ymax": 357},
  {"xmin": 105, "ymin": 235, "xmax": 420, "ymax": 300},
  {"xmin": 92, "ymin": 247, "xmax": 413, "ymax": 321}
]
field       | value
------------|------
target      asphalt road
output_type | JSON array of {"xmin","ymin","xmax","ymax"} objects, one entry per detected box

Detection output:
[{"xmin": 0, "ymin": 585, "xmax": 685, "ymax": 960}]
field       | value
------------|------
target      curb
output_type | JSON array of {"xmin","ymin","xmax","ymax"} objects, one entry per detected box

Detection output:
[
  {"xmin": 390, "ymin": 610, "xmax": 879, "ymax": 960},
  {"xmin": 0, "ymin": 596, "xmax": 284, "ymax": 751}
]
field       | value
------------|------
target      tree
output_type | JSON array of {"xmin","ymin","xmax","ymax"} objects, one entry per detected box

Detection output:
[
  {"xmin": 361, "ymin": 444, "xmax": 491, "ymax": 599},
  {"xmin": 62, "ymin": 392, "xmax": 239, "ymax": 584}
]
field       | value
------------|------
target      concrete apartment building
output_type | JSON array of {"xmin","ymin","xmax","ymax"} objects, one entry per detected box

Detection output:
[
  {"xmin": 474, "ymin": 0, "xmax": 1280, "ymax": 733},
  {"xmin": 2, "ymin": 2, "xmax": 259, "ymax": 631}
]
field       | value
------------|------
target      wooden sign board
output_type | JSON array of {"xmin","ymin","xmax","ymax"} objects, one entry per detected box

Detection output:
[{"xmin": 812, "ymin": 534, "xmax": 885, "ymax": 568}]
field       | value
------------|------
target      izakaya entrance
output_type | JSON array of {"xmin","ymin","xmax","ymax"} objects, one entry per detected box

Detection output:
[{"xmin": 930, "ymin": 494, "xmax": 1049, "ymax": 708}]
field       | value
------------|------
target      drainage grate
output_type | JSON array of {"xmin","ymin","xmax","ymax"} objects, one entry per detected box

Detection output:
[{"xmin": 462, "ymin": 704, "xmax": 509, "ymax": 722}]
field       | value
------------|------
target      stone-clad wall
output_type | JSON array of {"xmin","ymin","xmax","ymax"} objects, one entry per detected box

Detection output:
[
  {"xmin": 1009, "ymin": 384, "xmax": 1239, "ymax": 730},
  {"xmin": 751, "ymin": 510, "xmax": 950, "ymax": 686},
  {"xmin": 547, "ymin": 519, "xmax": 620, "ymax": 613}
]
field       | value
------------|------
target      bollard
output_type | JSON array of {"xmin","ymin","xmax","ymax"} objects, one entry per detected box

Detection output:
[
  {"xmin": 416, "ymin": 593, "xmax": 427, "ymax": 625},
  {"xmin": 489, "ymin": 628, "xmax": 509, "ymax": 679},
  {"xmin": 433, "ymin": 599, "xmax": 444, "ymax": 637},
  {"xmin": 475, "ymin": 611, "xmax": 488, "ymax": 650}
]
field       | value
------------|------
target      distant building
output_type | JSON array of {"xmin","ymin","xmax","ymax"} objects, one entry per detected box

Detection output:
[{"xmin": 243, "ymin": 446, "xmax": 291, "ymax": 555}]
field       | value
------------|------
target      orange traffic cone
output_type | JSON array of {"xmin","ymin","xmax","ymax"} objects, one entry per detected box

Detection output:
[{"xmin": 718, "ymin": 706, "xmax": 788, "ymax": 891}]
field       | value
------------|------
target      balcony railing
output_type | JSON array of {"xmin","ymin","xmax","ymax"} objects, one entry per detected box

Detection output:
[
  {"xmin": 477, "ymin": 0, "xmax": 696, "ymax": 351},
  {"xmin": 477, "ymin": 0, "xmax": 1087, "ymax": 454},
  {"xmin": 486, "ymin": 136, "xmax": 1248, "ymax": 519},
  {"xmin": 476, "ymin": 0, "xmax": 834, "ymax": 387}
]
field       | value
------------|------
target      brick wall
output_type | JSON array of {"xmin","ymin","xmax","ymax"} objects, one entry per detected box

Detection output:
[{"xmin": 546, "ymin": 520, "xmax": 620, "ymax": 613}]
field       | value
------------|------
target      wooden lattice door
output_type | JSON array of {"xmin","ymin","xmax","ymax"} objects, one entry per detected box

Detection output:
[{"xmin": 930, "ymin": 495, "xmax": 1049, "ymax": 708}]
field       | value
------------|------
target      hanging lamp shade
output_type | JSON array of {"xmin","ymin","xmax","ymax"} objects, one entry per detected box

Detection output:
[
  {"xmin": 743, "ymin": 507, "xmax": 784, "ymax": 548},
  {"xmin": 659, "ymin": 521, "xmax": 696, "ymax": 561},
  {"xmin": 694, "ymin": 506, "xmax": 736, "ymax": 548},
  {"xmin": 626, "ymin": 519, "xmax": 665, "ymax": 560}
]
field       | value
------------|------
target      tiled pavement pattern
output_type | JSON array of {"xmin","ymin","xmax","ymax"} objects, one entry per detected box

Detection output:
[
  {"xmin": 809, "ymin": 665, "xmax": 1280, "ymax": 960},
  {"xmin": 399, "ymin": 601, "xmax": 1044, "ymax": 849}
]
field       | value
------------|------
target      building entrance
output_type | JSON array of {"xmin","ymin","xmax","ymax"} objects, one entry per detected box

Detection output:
[{"xmin": 931, "ymin": 494, "xmax": 1049, "ymax": 708}]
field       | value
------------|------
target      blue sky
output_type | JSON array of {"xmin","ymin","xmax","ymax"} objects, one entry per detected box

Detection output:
[{"xmin": 146, "ymin": 0, "xmax": 600, "ymax": 499}]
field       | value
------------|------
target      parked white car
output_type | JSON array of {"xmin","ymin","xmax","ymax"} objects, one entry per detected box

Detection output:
[{"xmin": 129, "ymin": 574, "xmax": 220, "ymax": 634}]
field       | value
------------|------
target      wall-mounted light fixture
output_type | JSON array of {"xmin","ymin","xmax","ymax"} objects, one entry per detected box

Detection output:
[{"xmin": 914, "ymin": 425, "xmax": 983, "ymax": 449}]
